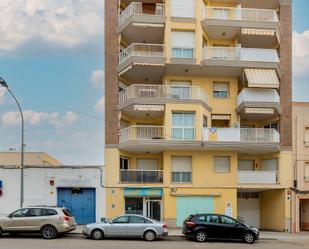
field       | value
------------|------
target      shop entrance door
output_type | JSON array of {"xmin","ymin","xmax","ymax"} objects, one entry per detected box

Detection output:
[{"xmin": 146, "ymin": 198, "xmax": 162, "ymax": 221}]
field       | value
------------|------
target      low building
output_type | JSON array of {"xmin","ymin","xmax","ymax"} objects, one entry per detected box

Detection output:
[
  {"xmin": 0, "ymin": 152, "xmax": 62, "ymax": 166},
  {"xmin": 292, "ymin": 102, "xmax": 309, "ymax": 232},
  {"xmin": 0, "ymin": 166, "xmax": 105, "ymax": 225}
]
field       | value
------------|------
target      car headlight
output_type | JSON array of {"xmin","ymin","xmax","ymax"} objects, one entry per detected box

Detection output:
[{"xmin": 252, "ymin": 228, "xmax": 259, "ymax": 234}]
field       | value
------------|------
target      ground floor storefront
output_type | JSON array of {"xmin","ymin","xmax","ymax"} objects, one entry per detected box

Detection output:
[
  {"xmin": 292, "ymin": 193, "xmax": 309, "ymax": 233},
  {"xmin": 106, "ymin": 187, "xmax": 291, "ymax": 230}
]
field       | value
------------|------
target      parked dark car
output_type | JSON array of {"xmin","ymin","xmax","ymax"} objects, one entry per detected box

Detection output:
[{"xmin": 182, "ymin": 214, "xmax": 259, "ymax": 243}]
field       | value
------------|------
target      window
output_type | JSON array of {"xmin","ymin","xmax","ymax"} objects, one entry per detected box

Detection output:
[
  {"xmin": 172, "ymin": 112, "xmax": 195, "ymax": 140},
  {"xmin": 169, "ymin": 81, "xmax": 191, "ymax": 99},
  {"xmin": 171, "ymin": 156, "xmax": 192, "ymax": 183},
  {"xmin": 305, "ymin": 127, "xmax": 309, "ymax": 144},
  {"xmin": 305, "ymin": 163, "xmax": 309, "ymax": 181},
  {"xmin": 203, "ymin": 116, "xmax": 208, "ymax": 128},
  {"xmin": 129, "ymin": 216, "xmax": 147, "ymax": 224},
  {"xmin": 220, "ymin": 216, "xmax": 237, "ymax": 225},
  {"xmin": 192, "ymin": 215, "xmax": 207, "ymax": 222},
  {"xmin": 238, "ymin": 160, "xmax": 254, "ymax": 171},
  {"xmin": 112, "ymin": 216, "xmax": 129, "ymax": 224},
  {"xmin": 11, "ymin": 208, "xmax": 29, "ymax": 218},
  {"xmin": 214, "ymin": 156, "xmax": 230, "ymax": 173},
  {"xmin": 28, "ymin": 208, "xmax": 42, "ymax": 217},
  {"xmin": 42, "ymin": 209, "xmax": 58, "ymax": 216},
  {"xmin": 120, "ymin": 157, "xmax": 129, "ymax": 170},
  {"xmin": 171, "ymin": 0, "xmax": 195, "ymax": 18},
  {"xmin": 213, "ymin": 82, "xmax": 229, "ymax": 98},
  {"xmin": 205, "ymin": 215, "xmax": 219, "ymax": 224},
  {"xmin": 261, "ymin": 159, "xmax": 278, "ymax": 171},
  {"xmin": 136, "ymin": 159, "xmax": 158, "ymax": 170},
  {"xmin": 62, "ymin": 208, "xmax": 74, "ymax": 217},
  {"xmin": 264, "ymin": 122, "xmax": 278, "ymax": 131},
  {"xmin": 171, "ymin": 31, "xmax": 195, "ymax": 58}
]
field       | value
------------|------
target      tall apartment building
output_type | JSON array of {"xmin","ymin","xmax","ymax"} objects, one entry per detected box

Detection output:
[
  {"xmin": 105, "ymin": 0, "xmax": 293, "ymax": 231},
  {"xmin": 292, "ymin": 102, "xmax": 309, "ymax": 232}
]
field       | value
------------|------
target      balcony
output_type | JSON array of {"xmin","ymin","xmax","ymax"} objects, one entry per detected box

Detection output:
[
  {"xmin": 202, "ymin": 46, "xmax": 279, "ymax": 77},
  {"xmin": 118, "ymin": 84, "xmax": 210, "ymax": 117},
  {"xmin": 238, "ymin": 171, "xmax": 278, "ymax": 184},
  {"xmin": 202, "ymin": 6, "xmax": 279, "ymax": 48},
  {"xmin": 118, "ymin": 43, "xmax": 165, "ymax": 84},
  {"xmin": 120, "ymin": 169, "xmax": 163, "ymax": 184},
  {"xmin": 118, "ymin": 2, "xmax": 165, "ymax": 44},
  {"xmin": 237, "ymin": 88, "xmax": 281, "ymax": 119},
  {"xmin": 119, "ymin": 126, "xmax": 280, "ymax": 153}
]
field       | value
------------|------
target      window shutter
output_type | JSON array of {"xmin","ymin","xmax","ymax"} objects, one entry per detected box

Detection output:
[
  {"xmin": 171, "ymin": 0, "xmax": 195, "ymax": 18},
  {"xmin": 238, "ymin": 160, "xmax": 254, "ymax": 171},
  {"xmin": 214, "ymin": 156, "xmax": 230, "ymax": 172},
  {"xmin": 171, "ymin": 31, "xmax": 195, "ymax": 48},
  {"xmin": 305, "ymin": 163, "xmax": 309, "ymax": 178},
  {"xmin": 137, "ymin": 159, "xmax": 158, "ymax": 170},
  {"xmin": 213, "ymin": 82, "xmax": 229, "ymax": 91},
  {"xmin": 261, "ymin": 159, "xmax": 278, "ymax": 171},
  {"xmin": 172, "ymin": 156, "xmax": 192, "ymax": 171}
]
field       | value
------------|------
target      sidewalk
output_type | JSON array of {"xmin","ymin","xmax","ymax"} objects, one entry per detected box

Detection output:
[{"xmin": 72, "ymin": 226, "xmax": 309, "ymax": 240}]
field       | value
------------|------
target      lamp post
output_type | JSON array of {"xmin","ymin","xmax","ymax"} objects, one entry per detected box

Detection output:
[{"xmin": 0, "ymin": 77, "xmax": 25, "ymax": 208}]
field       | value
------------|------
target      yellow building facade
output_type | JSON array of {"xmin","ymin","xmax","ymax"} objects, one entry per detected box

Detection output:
[{"xmin": 105, "ymin": 0, "xmax": 293, "ymax": 231}]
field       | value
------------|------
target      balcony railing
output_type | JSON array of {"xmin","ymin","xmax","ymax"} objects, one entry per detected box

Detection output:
[
  {"xmin": 203, "ymin": 6, "xmax": 279, "ymax": 22},
  {"xmin": 120, "ymin": 125, "xmax": 165, "ymax": 143},
  {"xmin": 203, "ymin": 46, "xmax": 279, "ymax": 63},
  {"xmin": 119, "ymin": 43, "xmax": 165, "ymax": 64},
  {"xmin": 120, "ymin": 169, "xmax": 163, "ymax": 183},
  {"xmin": 119, "ymin": 2, "xmax": 165, "ymax": 26},
  {"xmin": 238, "ymin": 171, "xmax": 278, "ymax": 184},
  {"xmin": 203, "ymin": 128, "xmax": 280, "ymax": 143},
  {"xmin": 119, "ymin": 84, "xmax": 208, "ymax": 106},
  {"xmin": 237, "ymin": 88, "xmax": 280, "ymax": 106}
]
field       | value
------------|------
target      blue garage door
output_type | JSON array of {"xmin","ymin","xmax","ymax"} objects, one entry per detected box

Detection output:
[
  {"xmin": 57, "ymin": 188, "xmax": 96, "ymax": 225},
  {"xmin": 176, "ymin": 196, "xmax": 214, "ymax": 227}
]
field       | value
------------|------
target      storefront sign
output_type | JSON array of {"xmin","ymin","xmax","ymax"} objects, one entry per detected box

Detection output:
[{"xmin": 124, "ymin": 187, "xmax": 163, "ymax": 197}]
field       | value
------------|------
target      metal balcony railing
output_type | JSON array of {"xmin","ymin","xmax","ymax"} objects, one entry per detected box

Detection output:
[
  {"xmin": 119, "ymin": 84, "xmax": 208, "ymax": 106},
  {"xmin": 203, "ymin": 6, "xmax": 279, "ymax": 22},
  {"xmin": 203, "ymin": 128, "xmax": 280, "ymax": 143},
  {"xmin": 120, "ymin": 169, "xmax": 163, "ymax": 183},
  {"xmin": 119, "ymin": 43, "xmax": 165, "ymax": 64},
  {"xmin": 238, "ymin": 171, "xmax": 278, "ymax": 184},
  {"xmin": 203, "ymin": 46, "xmax": 279, "ymax": 63},
  {"xmin": 119, "ymin": 126, "xmax": 165, "ymax": 143},
  {"xmin": 119, "ymin": 2, "xmax": 165, "ymax": 26}
]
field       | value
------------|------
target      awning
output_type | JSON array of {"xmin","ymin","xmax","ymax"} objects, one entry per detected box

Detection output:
[
  {"xmin": 245, "ymin": 108, "xmax": 275, "ymax": 115},
  {"xmin": 241, "ymin": 28, "xmax": 276, "ymax": 36},
  {"xmin": 244, "ymin": 69, "xmax": 279, "ymax": 88},
  {"xmin": 124, "ymin": 187, "xmax": 163, "ymax": 197},
  {"xmin": 211, "ymin": 114, "xmax": 231, "ymax": 120}
]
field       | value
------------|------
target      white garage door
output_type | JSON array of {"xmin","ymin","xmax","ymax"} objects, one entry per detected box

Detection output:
[{"xmin": 238, "ymin": 198, "xmax": 260, "ymax": 228}]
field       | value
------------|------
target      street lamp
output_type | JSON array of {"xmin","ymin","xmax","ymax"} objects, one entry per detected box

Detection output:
[{"xmin": 0, "ymin": 77, "xmax": 25, "ymax": 208}]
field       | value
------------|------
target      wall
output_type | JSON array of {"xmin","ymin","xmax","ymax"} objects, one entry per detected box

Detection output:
[
  {"xmin": 0, "ymin": 152, "xmax": 61, "ymax": 166},
  {"xmin": 0, "ymin": 167, "xmax": 105, "ymax": 223}
]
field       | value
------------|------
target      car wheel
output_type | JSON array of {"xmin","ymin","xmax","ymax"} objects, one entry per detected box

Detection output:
[
  {"xmin": 244, "ymin": 232, "xmax": 255, "ymax": 244},
  {"xmin": 144, "ymin": 230, "xmax": 156, "ymax": 242},
  {"xmin": 41, "ymin": 225, "xmax": 57, "ymax": 240},
  {"xmin": 91, "ymin": 229, "xmax": 104, "ymax": 240},
  {"xmin": 195, "ymin": 230, "xmax": 207, "ymax": 242}
]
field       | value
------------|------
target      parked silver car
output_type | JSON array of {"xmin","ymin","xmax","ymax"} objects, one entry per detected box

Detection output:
[
  {"xmin": 0, "ymin": 206, "xmax": 76, "ymax": 239},
  {"xmin": 83, "ymin": 214, "xmax": 168, "ymax": 241}
]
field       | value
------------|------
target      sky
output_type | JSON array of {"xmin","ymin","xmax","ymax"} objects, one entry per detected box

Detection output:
[{"xmin": 0, "ymin": 0, "xmax": 308, "ymax": 165}]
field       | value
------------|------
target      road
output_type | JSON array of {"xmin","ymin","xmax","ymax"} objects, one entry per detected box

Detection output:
[{"xmin": 1, "ymin": 234, "xmax": 309, "ymax": 249}]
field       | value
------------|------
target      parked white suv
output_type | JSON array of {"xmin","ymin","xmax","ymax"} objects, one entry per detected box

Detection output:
[{"xmin": 0, "ymin": 206, "xmax": 76, "ymax": 239}]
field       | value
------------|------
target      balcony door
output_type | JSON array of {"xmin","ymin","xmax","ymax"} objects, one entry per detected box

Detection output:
[
  {"xmin": 171, "ymin": 31, "xmax": 195, "ymax": 58},
  {"xmin": 238, "ymin": 160, "xmax": 254, "ymax": 171},
  {"xmin": 169, "ymin": 80, "xmax": 191, "ymax": 99},
  {"xmin": 172, "ymin": 112, "xmax": 195, "ymax": 140}
]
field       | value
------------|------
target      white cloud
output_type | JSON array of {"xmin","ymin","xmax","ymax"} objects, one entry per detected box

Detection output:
[
  {"xmin": 0, "ymin": 110, "xmax": 78, "ymax": 127},
  {"xmin": 91, "ymin": 69, "xmax": 105, "ymax": 87},
  {"xmin": 0, "ymin": 88, "xmax": 6, "ymax": 105},
  {"xmin": 0, "ymin": 0, "xmax": 104, "ymax": 54},
  {"xmin": 293, "ymin": 30, "xmax": 309, "ymax": 77},
  {"xmin": 94, "ymin": 96, "xmax": 104, "ymax": 113}
]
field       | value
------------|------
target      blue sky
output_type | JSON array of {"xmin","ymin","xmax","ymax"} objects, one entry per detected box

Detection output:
[{"xmin": 0, "ymin": 0, "xmax": 308, "ymax": 164}]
